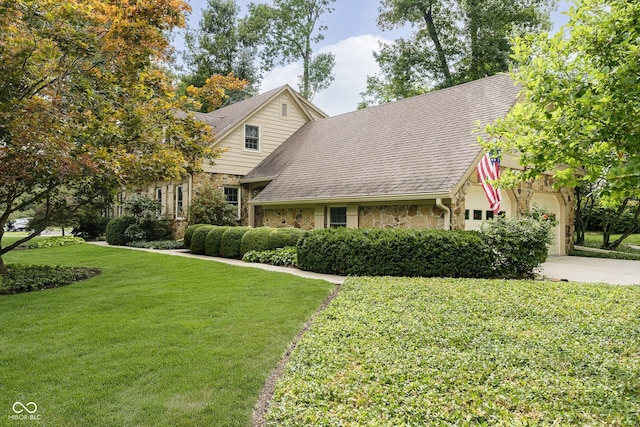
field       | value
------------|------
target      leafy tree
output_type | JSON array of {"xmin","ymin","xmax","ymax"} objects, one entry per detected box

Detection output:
[
  {"xmin": 183, "ymin": 73, "xmax": 250, "ymax": 113},
  {"xmin": 188, "ymin": 185, "xmax": 238, "ymax": 226},
  {"xmin": 246, "ymin": 0, "xmax": 336, "ymax": 100},
  {"xmin": 482, "ymin": 0, "xmax": 640, "ymax": 250},
  {"xmin": 0, "ymin": 0, "xmax": 219, "ymax": 274},
  {"xmin": 359, "ymin": 0, "xmax": 555, "ymax": 107},
  {"xmin": 122, "ymin": 195, "xmax": 171, "ymax": 242},
  {"xmin": 181, "ymin": 0, "xmax": 260, "ymax": 108}
]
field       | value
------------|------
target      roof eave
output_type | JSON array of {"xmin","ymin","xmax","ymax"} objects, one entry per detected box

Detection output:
[{"xmin": 249, "ymin": 191, "xmax": 452, "ymax": 206}]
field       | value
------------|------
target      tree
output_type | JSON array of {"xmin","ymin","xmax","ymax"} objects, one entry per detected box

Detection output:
[
  {"xmin": 482, "ymin": 0, "xmax": 640, "ymax": 249},
  {"xmin": 359, "ymin": 0, "xmax": 556, "ymax": 107},
  {"xmin": 246, "ymin": 0, "xmax": 336, "ymax": 100},
  {"xmin": 183, "ymin": 73, "xmax": 250, "ymax": 113},
  {"xmin": 0, "ymin": 0, "xmax": 221, "ymax": 274},
  {"xmin": 181, "ymin": 0, "xmax": 260, "ymax": 108},
  {"xmin": 188, "ymin": 185, "xmax": 238, "ymax": 226}
]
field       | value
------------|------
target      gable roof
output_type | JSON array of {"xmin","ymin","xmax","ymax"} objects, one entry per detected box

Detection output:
[
  {"xmin": 244, "ymin": 74, "xmax": 520, "ymax": 204},
  {"xmin": 189, "ymin": 85, "xmax": 327, "ymax": 141}
]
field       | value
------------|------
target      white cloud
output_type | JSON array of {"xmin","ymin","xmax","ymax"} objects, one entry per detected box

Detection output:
[{"xmin": 260, "ymin": 34, "xmax": 391, "ymax": 117}]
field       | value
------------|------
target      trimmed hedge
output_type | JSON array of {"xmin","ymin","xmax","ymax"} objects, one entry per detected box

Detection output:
[
  {"xmin": 190, "ymin": 225, "xmax": 215, "ymax": 255},
  {"xmin": 105, "ymin": 216, "xmax": 137, "ymax": 246},
  {"xmin": 297, "ymin": 228, "xmax": 495, "ymax": 278},
  {"xmin": 184, "ymin": 224, "xmax": 209, "ymax": 249},
  {"xmin": 219, "ymin": 227, "xmax": 251, "ymax": 259},
  {"xmin": 205, "ymin": 226, "xmax": 231, "ymax": 257},
  {"xmin": 240, "ymin": 227, "xmax": 305, "ymax": 256}
]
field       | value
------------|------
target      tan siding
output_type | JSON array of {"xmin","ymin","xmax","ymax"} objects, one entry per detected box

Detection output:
[{"xmin": 205, "ymin": 92, "xmax": 311, "ymax": 175}]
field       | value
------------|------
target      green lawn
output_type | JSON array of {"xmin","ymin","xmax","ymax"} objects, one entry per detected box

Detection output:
[
  {"xmin": 267, "ymin": 277, "xmax": 640, "ymax": 426},
  {"xmin": 0, "ymin": 241, "xmax": 334, "ymax": 426},
  {"xmin": 582, "ymin": 232, "xmax": 640, "ymax": 249}
]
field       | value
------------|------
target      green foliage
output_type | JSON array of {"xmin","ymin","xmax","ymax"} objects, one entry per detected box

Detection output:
[
  {"xmin": 122, "ymin": 195, "xmax": 171, "ymax": 242},
  {"xmin": 184, "ymin": 224, "xmax": 209, "ymax": 249},
  {"xmin": 360, "ymin": 0, "xmax": 555, "ymax": 107},
  {"xmin": 72, "ymin": 213, "xmax": 110, "ymax": 239},
  {"xmin": 242, "ymin": 246, "xmax": 298, "ymax": 267},
  {"xmin": 246, "ymin": 0, "xmax": 336, "ymax": 99},
  {"xmin": 205, "ymin": 226, "xmax": 231, "ymax": 257},
  {"xmin": 0, "ymin": 265, "xmax": 100, "ymax": 295},
  {"xmin": 297, "ymin": 228, "xmax": 495, "ymax": 278},
  {"xmin": 190, "ymin": 225, "xmax": 215, "ymax": 255},
  {"xmin": 266, "ymin": 276, "xmax": 640, "ymax": 426},
  {"xmin": 105, "ymin": 216, "xmax": 137, "ymax": 246},
  {"xmin": 480, "ymin": 215, "xmax": 554, "ymax": 278},
  {"xmin": 188, "ymin": 185, "xmax": 238, "ymax": 226},
  {"xmin": 219, "ymin": 227, "xmax": 251, "ymax": 259},
  {"xmin": 24, "ymin": 236, "xmax": 85, "ymax": 249},
  {"xmin": 127, "ymin": 240, "xmax": 185, "ymax": 250},
  {"xmin": 240, "ymin": 227, "xmax": 305, "ymax": 256},
  {"xmin": 570, "ymin": 249, "xmax": 640, "ymax": 261},
  {"xmin": 482, "ymin": 0, "xmax": 640, "ymax": 207}
]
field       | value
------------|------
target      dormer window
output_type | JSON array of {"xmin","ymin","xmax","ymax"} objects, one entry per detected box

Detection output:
[{"xmin": 244, "ymin": 124, "xmax": 260, "ymax": 151}]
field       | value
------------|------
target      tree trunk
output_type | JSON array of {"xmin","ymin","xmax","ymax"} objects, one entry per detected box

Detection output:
[
  {"xmin": 607, "ymin": 203, "xmax": 640, "ymax": 250},
  {"xmin": 468, "ymin": 0, "xmax": 481, "ymax": 80},
  {"xmin": 0, "ymin": 256, "xmax": 7, "ymax": 276},
  {"xmin": 419, "ymin": 3, "xmax": 453, "ymax": 86}
]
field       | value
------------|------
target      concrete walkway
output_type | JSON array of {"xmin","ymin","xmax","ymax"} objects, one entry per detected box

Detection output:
[{"xmin": 88, "ymin": 241, "xmax": 345, "ymax": 284}]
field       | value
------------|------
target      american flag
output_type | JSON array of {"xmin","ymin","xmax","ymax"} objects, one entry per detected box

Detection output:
[{"xmin": 477, "ymin": 151, "xmax": 501, "ymax": 214}]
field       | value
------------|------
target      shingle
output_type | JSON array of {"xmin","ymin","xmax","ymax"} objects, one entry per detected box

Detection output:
[{"xmin": 246, "ymin": 74, "xmax": 520, "ymax": 202}]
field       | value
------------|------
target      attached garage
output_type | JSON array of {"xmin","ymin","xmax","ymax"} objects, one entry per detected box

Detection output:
[
  {"xmin": 530, "ymin": 193, "xmax": 565, "ymax": 256},
  {"xmin": 464, "ymin": 184, "xmax": 514, "ymax": 231}
]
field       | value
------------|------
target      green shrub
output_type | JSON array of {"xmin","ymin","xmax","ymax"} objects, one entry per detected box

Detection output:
[
  {"xmin": 184, "ymin": 224, "xmax": 209, "ymax": 249},
  {"xmin": 219, "ymin": 227, "xmax": 251, "ymax": 259},
  {"xmin": 297, "ymin": 228, "xmax": 495, "ymax": 278},
  {"xmin": 72, "ymin": 214, "xmax": 110, "ymax": 239},
  {"xmin": 190, "ymin": 225, "xmax": 215, "ymax": 255},
  {"xmin": 24, "ymin": 236, "xmax": 85, "ymax": 249},
  {"xmin": 240, "ymin": 227, "xmax": 305, "ymax": 256},
  {"xmin": 205, "ymin": 226, "xmax": 230, "ymax": 257},
  {"xmin": 188, "ymin": 185, "xmax": 238, "ymax": 226},
  {"xmin": 105, "ymin": 216, "xmax": 137, "ymax": 246},
  {"xmin": 127, "ymin": 240, "xmax": 185, "ymax": 250},
  {"xmin": 0, "ymin": 265, "xmax": 101, "ymax": 295},
  {"xmin": 480, "ymin": 215, "xmax": 553, "ymax": 278},
  {"xmin": 242, "ymin": 246, "xmax": 298, "ymax": 267}
]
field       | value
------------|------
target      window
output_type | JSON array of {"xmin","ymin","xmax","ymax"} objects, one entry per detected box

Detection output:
[
  {"xmin": 473, "ymin": 210, "xmax": 482, "ymax": 220},
  {"xmin": 329, "ymin": 207, "xmax": 347, "ymax": 228},
  {"xmin": 117, "ymin": 192, "xmax": 124, "ymax": 217},
  {"xmin": 465, "ymin": 209, "xmax": 470, "ymax": 220},
  {"xmin": 486, "ymin": 210, "xmax": 494, "ymax": 220},
  {"xmin": 224, "ymin": 187, "xmax": 240, "ymax": 218},
  {"xmin": 156, "ymin": 188, "xmax": 163, "ymax": 216},
  {"xmin": 281, "ymin": 103, "xmax": 288, "ymax": 117},
  {"xmin": 175, "ymin": 185, "xmax": 183, "ymax": 217},
  {"xmin": 244, "ymin": 124, "xmax": 260, "ymax": 151}
]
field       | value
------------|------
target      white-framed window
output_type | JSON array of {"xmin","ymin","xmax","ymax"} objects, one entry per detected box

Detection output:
[
  {"xmin": 117, "ymin": 192, "xmax": 124, "ymax": 217},
  {"xmin": 281, "ymin": 103, "xmax": 288, "ymax": 117},
  {"xmin": 224, "ymin": 187, "xmax": 240, "ymax": 219},
  {"xmin": 175, "ymin": 185, "xmax": 184, "ymax": 218},
  {"xmin": 244, "ymin": 124, "xmax": 260, "ymax": 151},
  {"xmin": 156, "ymin": 188, "xmax": 163, "ymax": 217},
  {"xmin": 329, "ymin": 207, "xmax": 347, "ymax": 228}
]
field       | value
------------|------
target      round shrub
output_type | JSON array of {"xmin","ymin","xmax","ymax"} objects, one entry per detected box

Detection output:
[
  {"xmin": 205, "ymin": 226, "xmax": 231, "ymax": 257},
  {"xmin": 190, "ymin": 225, "xmax": 215, "ymax": 255},
  {"xmin": 219, "ymin": 227, "xmax": 251, "ymax": 259},
  {"xmin": 480, "ymin": 215, "xmax": 554, "ymax": 278},
  {"xmin": 184, "ymin": 224, "xmax": 209, "ymax": 249},
  {"xmin": 240, "ymin": 227, "xmax": 305, "ymax": 256},
  {"xmin": 105, "ymin": 216, "xmax": 137, "ymax": 246},
  {"xmin": 297, "ymin": 228, "xmax": 495, "ymax": 278}
]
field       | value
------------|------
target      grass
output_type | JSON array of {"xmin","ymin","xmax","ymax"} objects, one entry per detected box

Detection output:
[
  {"xmin": 581, "ymin": 232, "xmax": 640, "ymax": 250},
  {"xmin": 0, "ymin": 240, "xmax": 334, "ymax": 426},
  {"xmin": 267, "ymin": 276, "xmax": 640, "ymax": 426}
]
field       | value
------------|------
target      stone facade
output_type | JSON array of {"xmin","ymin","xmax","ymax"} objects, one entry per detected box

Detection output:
[
  {"xmin": 358, "ymin": 204, "xmax": 445, "ymax": 229},
  {"xmin": 261, "ymin": 208, "xmax": 316, "ymax": 229}
]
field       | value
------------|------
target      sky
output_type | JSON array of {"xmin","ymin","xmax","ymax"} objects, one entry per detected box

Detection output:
[{"xmin": 173, "ymin": 0, "xmax": 573, "ymax": 117}]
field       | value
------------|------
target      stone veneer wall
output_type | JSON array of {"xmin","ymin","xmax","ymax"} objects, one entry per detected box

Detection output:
[
  {"xmin": 261, "ymin": 208, "xmax": 316, "ymax": 229},
  {"xmin": 358, "ymin": 205, "xmax": 445, "ymax": 229},
  {"xmin": 192, "ymin": 172, "xmax": 251, "ymax": 226}
]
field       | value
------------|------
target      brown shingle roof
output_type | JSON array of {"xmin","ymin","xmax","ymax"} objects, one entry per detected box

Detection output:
[{"xmin": 245, "ymin": 74, "xmax": 520, "ymax": 203}]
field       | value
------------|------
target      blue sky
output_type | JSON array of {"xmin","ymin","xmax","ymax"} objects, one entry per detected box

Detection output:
[{"xmin": 174, "ymin": 0, "xmax": 572, "ymax": 116}]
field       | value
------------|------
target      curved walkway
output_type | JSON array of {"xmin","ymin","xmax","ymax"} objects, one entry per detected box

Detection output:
[{"xmin": 87, "ymin": 241, "xmax": 345, "ymax": 284}]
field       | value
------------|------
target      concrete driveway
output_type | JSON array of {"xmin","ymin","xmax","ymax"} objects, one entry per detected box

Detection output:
[{"xmin": 540, "ymin": 256, "xmax": 640, "ymax": 285}]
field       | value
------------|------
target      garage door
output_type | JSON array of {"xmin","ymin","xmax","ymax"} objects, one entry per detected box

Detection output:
[
  {"xmin": 530, "ymin": 193, "xmax": 562, "ymax": 256},
  {"xmin": 464, "ymin": 185, "xmax": 513, "ymax": 231}
]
